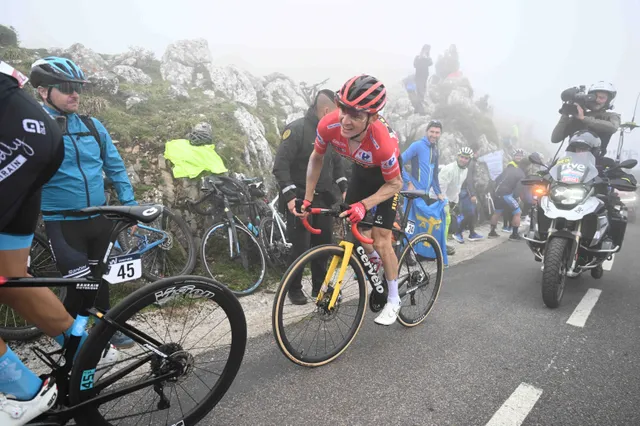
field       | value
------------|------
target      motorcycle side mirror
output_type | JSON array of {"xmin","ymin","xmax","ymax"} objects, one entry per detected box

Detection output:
[
  {"xmin": 618, "ymin": 159, "xmax": 638, "ymax": 169},
  {"xmin": 528, "ymin": 153, "xmax": 545, "ymax": 167}
]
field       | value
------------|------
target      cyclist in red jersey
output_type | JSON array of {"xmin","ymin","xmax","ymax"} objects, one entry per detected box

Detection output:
[{"xmin": 297, "ymin": 74, "xmax": 404, "ymax": 326}]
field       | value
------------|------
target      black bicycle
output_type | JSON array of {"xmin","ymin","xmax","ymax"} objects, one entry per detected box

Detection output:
[
  {"xmin": 1, "ymin": 205, "xmax": 246, "ymax": 425},
  {"xmin": 272, "ymin": 190, "xmax": 444, "ymax": 367},
  {"xmin": 187, "ymin": 175, "xmax": 268, "ymax": 296}
]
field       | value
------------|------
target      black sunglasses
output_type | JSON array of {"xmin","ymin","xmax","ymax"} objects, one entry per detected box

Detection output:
[{"xmin": 50, "ymin": 81, "xmax": 84, "ymax": 95}]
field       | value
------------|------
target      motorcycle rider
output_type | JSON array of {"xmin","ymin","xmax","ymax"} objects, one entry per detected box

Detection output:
[{"xmin": 551, "ymin": 81, "xmax": 621, "ymax": 156}]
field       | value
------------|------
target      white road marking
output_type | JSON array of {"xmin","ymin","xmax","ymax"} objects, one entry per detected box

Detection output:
[
  {"xmin": 566, "ymin": 288, "xmax": 602, "ymax": 328},
  {"xmin": 486, "ymin": 383, "xmax": 543, "ymax": 426}
]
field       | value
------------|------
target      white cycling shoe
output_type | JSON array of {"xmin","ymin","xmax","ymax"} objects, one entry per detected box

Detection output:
[
  {"xmin": 0, "ymin": 376, "xmax": 58, "ymax": 425},
  {"xmin": 94, "ymin": 344, "xmax": 121, "ymax": 381},
  {"xmin": 374, "ymin": 300, "xmax": 401, "ymax": 326}
]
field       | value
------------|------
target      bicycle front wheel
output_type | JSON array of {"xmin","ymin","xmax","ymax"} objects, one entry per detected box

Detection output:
[
  {"xmin": 272, "ymin": 244, "xmax": 367, "ymax": 367},
  {"xmin": 201, "ymin": 221, "xmax": 266, "ymax": 296},
  {"xmin": 68, "ymin": 275, "xmax": 247, "ymax": 426},
  {"xmin": 396, "ymin": 233, "xmax": 444, "ymax": 327}
]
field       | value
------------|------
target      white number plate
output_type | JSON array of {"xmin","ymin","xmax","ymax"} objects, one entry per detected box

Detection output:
[
  {"xmin": 602, "ymin": 254, "xmax": 615, "ymax": 271},
  {"xmin": 405, "ymin": 220, "xmax": 416, "ymax": 234},
  {"xmin": 103, "ymin": 253, "xmax": 142, "ymax": 284}
]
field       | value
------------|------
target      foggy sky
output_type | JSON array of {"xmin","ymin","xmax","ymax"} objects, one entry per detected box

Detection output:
[{"xmin": 5, "ymin": 0, "xmax": 640, "ymax": 149}]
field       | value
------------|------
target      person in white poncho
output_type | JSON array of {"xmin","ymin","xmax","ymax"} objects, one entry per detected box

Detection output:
[{"xmin": 432, "ymin": 147, "xmax": 474, "ymax": 240}]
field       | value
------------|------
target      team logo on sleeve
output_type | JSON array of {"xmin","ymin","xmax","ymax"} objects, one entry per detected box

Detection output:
[
  {"xmin": 282, "ymin": 129, "xmax": 291, "ymax": 140},
  {"xmin": 316, "ymin": 131, "xmax": 326, "ymax": 147},
  {"xmin": 327, "ymin": 123, "xmax": 341, "ymax": 129},
  {"xmin": 381, "ymin": 154, "xmax": 397, "ymax": 169}
]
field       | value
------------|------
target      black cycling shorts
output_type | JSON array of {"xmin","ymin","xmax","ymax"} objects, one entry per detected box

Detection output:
[
  {"xmin": 345, "ymin": 163, "xmax": 400, "ymax": 230},
  {"xmin": 0, "ymin": 75, "xmax": 64, "ymax": 250}
]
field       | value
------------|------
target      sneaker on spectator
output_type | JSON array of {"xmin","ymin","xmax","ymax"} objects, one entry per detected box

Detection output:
[
  {"xmin": 468, "ymin": 232, "xmax": 483, "ymax": 241},
  {"xmin": 453, "ymin": 233, "xmax": 464, "ymax": 244}
]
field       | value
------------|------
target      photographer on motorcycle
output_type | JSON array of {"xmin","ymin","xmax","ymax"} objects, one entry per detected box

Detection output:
[{"xmin": 551, "ymin": 82, "xmax": 621, "ymax": 156}]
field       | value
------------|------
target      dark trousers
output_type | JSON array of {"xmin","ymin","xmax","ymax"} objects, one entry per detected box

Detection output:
[
  {"xmin": 459, "ymin": 196, "xmax": 477, "ymax": 233},
  {"xmin": 287, "ymin": 195, "xmax": 333, "ymax": 292}
]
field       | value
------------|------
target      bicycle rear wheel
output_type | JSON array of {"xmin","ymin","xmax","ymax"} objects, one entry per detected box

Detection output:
[
  {"xmin": 396, "ymin": 233, "xmax": 444, "ymax": 327},
  {"xmin": 118, "ymin": 206, "xmax": 196, "ymax": 281},
  {"xmin": 68, "ymin": 275, "xmax": 247, "ymax": 426},
  {"xmin": 259, "ymin": 216, "xmax": 289, "ymax": 270},
  {"xmin": 272, "ymin": 245, "xmax": 367, "ymax": 367},
  {"xmin": 201, "ymin": 221, "xmax": 266, "ymax": 296}
]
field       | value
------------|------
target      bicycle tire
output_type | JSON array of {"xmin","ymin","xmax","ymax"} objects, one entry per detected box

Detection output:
[
  {"xmin": 201, "ymin": 221, "xmax": 266, "ymax": 296},
  {"xmin": 120, "ymin": 207, "xmax": 197, "ymax": 281},
  {"xmin": 272, "ymin": 244, "xmax": 367, "ymax": 367},
  {"xmin": 396, "ymin": 233, "xmax": 444, "ymax": 327},
  {"xmin": 0, "ymin": 233, "xmax": 65, "ymax": 342},
  {"xmin": 68, "ymin": 275, "xmax": 247, "ymax": 426}
]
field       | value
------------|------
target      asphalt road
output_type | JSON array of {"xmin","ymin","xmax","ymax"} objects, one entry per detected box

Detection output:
[{"xmin": 203, "ymin": 222, "xmax": 640, "ymax": 426}]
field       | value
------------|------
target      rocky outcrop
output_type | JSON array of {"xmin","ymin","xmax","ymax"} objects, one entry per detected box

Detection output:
[
  {"xmin": 160, "ymin": 38, "xmax": 212, "ymax": 88},
  {"xmin": 62, "ymin": 43, "xmax": 107, "ymax": 75},
  {"xmin": 112, "ymin": 65, "xmax": 153, "ymax": 85},
  {"xmin": 88, "ymin": 71, "xmax": 119, "ymax": 95},
  {"xmin": 209, "ymin": 65, "xmax": 258, "ymax": 108},
  {"xmin": 262, "ymin": 73, "xmax": 307, "ymax": 124},
  {"xmin": 110, "ymin": 46, "xmax": 155, "ymax": 68},
  {"xmin": 234, "ymin": 106, "xmax": 273, "ymax": 172}
]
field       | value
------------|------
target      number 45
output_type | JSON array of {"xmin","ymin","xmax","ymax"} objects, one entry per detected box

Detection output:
[{"xmin": 117, "ymin": 263, "xmax": 135, "ymax": 280}]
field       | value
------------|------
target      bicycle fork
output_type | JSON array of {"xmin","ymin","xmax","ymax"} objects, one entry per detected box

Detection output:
[{"xmin": 317, "ymin": 241, "xmax": 354, "ymax": 310}]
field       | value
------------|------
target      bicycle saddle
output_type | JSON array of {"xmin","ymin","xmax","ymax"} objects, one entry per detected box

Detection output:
[
  {"xmin": 400, "ymin": 189, "xmax": 429, "ymax": 199},
  {"xmin": 77, "ymin": 205, "xmax": 163, "ymax": 223}
]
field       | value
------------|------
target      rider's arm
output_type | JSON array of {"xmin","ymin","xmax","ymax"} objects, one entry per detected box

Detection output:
[
  {"xmin": 304, "ymin": 128, "xmax": 329, "ymax": 202},
  {"xmin": 438, "ymin": 163, "xmax": 453, "ymax": 201},
  {"xmin": 272, "ymin": 124, "xmax": 300, "ymax": 204},
  {"xmin": 304, "ymin": 150, "xmax": 324, "ymax": 202},
  {"xmin": 361, "ymin": 175, "xmax": 403, "ymax": 210},
  {"xmin": 97, "ymin": 118, "xmax": 137, "ymax": 206},
  {"xmin": 582, "ymin": 112, "xmax": 621, "ymax": 138},
  {"xmin": 330, "ymin": 148, "xmax": 349, "ymax": 194}
]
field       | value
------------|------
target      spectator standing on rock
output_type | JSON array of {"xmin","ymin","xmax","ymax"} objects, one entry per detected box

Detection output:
[
  {"xmin": 413, "ymin": 44, "xmax": 433, "ymax": 102},
  {"xmin": 30, "ymin": 56, "xmax": 138, "ymax": 349},
  {"xmin": 272, "ymin": 89, "xmax": 348, "ymax": 305}
]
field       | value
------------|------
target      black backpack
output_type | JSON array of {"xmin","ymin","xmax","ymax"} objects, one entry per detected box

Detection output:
[{"xmin": 75, "ymin": 115, "xmax": 105, "ymax": 161}]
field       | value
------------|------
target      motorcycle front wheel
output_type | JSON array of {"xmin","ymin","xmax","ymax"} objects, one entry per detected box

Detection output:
[{"xmin": 541, "ymin": 237, "xmax": 570, "ymax": 308}]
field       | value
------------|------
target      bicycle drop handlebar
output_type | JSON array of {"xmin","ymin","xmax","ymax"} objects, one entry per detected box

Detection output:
[{"xmin": 301, "ymin": 208, "xmax": 375, "ymax": 245}]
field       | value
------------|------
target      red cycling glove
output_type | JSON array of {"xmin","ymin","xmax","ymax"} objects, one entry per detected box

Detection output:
[
  {"xmin": 345, "ymin": 202, "xmax": 367, "ymax": 223},
  {"xmin": 295, "ymin": 199, "xmax": 312, "ymax": 214}
]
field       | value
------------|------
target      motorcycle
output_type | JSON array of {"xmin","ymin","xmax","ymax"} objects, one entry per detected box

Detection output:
[{"xmin": 521, "ymin": 152, "xmax": 637, "ymax": 308}]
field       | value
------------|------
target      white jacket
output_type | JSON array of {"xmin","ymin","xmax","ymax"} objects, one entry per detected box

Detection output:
[{"xmin": 434, "ymin": 162, "xmax": 468, "ymax": 203}]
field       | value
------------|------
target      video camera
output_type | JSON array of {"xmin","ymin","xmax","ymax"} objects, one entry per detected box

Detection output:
[{"xmin": 559, "ymin": 86, "xmax": 597, "ymax": 116}]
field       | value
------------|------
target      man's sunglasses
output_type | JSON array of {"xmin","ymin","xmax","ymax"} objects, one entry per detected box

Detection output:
[{"xmin": 50, "ymin": 81, "xmax": 85, "ymax": 95}]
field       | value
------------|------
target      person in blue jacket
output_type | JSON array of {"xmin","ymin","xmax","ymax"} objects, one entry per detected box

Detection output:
[
  {"xmin": 400, "ymin": 119, "xmax": 443, "ymax": 197},
  {"xmin": 400, "ymin": 119, "xmax": 456, "ymax": 256},
  {"xmin": 30, "ymin": 57, "xmax": 137, "ymax": 348}
]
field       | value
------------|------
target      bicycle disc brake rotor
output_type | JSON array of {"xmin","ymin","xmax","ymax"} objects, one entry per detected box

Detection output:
[
  {"xmin": 150, "ymin": 343, "xmax": 194, "ymax": 386},
  {"xmin": 315, "ymin": 286, "xmax": 342, "ymax": 320},
  {"xmin": 406, "ymin": 270, "xmax": 430, "ymax": 305},
  {"xmin": 159, "ymin": 231, "xmax": 174, "ymax": 251}
]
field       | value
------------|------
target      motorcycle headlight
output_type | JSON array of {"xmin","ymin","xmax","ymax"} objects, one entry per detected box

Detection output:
[{"xmin": 549, "ymin": 184, "xmax": 588, "ymax": 206}]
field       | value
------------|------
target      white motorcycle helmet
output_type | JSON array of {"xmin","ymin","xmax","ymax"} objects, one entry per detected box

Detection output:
[
  {"xmin": 566, "ymin": 130, "xmax": 601, "ymax": 155},
  {"xmin": 588, "ymin": 81, "xmax": 617, "ymax": 110}
]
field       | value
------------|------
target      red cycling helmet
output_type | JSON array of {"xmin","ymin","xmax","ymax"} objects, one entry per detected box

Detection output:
[{"xmin": 336, "ymin": 74, "xmax": 387, "ymax": 114}]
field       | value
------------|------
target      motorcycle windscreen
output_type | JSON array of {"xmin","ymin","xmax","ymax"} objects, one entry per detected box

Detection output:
[{"xmin": 550, "ymin": 152, "xmax": 599, "ymax": 184}]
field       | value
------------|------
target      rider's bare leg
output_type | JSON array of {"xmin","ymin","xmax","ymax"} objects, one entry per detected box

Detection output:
[
  {"xmin": 0, "ymin": 248, "xmax": 74, "ymax": 354},
  {"xmin": 372, "ymin": 228, "xmax": 398, "ymax": 281}
]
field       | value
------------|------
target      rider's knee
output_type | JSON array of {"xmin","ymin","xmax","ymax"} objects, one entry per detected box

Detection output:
[{"xmin": 371, "ymin": 228, "xmax": 392, "ymax": 252}]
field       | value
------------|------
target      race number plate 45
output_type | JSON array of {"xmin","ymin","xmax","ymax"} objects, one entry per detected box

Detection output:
[{"xmin": 103, "ymin": 253, "xmax": 142, "ymax": 284}]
